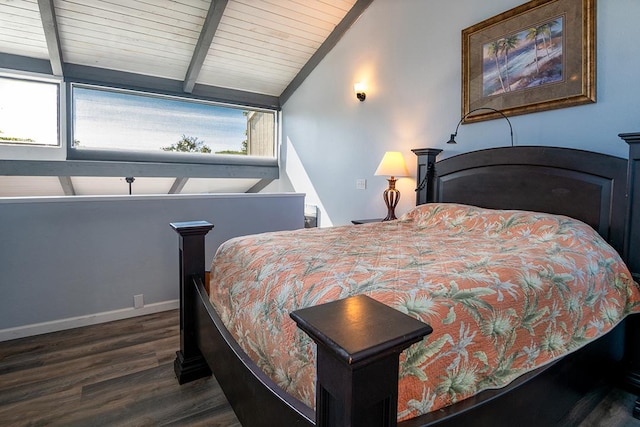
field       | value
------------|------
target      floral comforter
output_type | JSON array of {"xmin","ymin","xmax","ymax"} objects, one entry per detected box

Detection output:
[{"xmin": 208, "ymin": 203, "xmax": 640, "ymax": 421}]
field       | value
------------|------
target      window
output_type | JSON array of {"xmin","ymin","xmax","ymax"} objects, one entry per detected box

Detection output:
[
  {"xmin": 71, "ymin": 85, "xmax": 276, "ymax": 161},
  {"xmin": 0, "ymin": 75, "xmax": 59, "ymax": 147},
  {"xmin": 0, "ymin": 74, "xmax": 279, "ymax": 198}
]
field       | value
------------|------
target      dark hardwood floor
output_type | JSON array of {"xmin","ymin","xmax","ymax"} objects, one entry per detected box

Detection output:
[
  {"xmin": 0, "ymin": 310, "xmax": 240, "ymax": 426},
  {"xmin": 0, "ymin": 309, "xmax": 639, "ymax": 426}
]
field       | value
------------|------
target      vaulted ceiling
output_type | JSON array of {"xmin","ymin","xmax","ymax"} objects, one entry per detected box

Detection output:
[
  {"xmin": 0, "ymin": 0, "xmax": 373, "ymax": 197},
  {"xmin": 0, "ymin": 0, "xmax": 373, "ymax": 107}
]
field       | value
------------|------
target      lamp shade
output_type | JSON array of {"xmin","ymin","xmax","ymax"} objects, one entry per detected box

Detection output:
[{"xmin": 374, "ymin": 151, "xmax": 409, "ymax": 177}]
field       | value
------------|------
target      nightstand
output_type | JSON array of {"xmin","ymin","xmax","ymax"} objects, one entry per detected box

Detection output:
[{"xmin": 351, "ymin": 218, "xmax": 384, "ymax": 225}]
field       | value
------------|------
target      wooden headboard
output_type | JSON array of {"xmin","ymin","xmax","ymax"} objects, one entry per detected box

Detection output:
[{"xmin": 414, "ymin": 146, "xmax": 629, "ymax": 261}]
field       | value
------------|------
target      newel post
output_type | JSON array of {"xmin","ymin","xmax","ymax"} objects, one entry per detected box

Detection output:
[{"xmin": 170, "ymin": 220, "xmax": 214, "ymax": 384}]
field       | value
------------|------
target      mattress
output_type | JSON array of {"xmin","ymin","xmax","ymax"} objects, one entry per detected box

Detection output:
[{"xmin": 208, "ymin": 203, "xmax": 640, "ymax": 420}]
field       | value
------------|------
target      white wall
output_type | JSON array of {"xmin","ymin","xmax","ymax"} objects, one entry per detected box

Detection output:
[
  {"xmin": 281, "ymin": 0, "xmax": 640, "ymax": 226},
  {"xmin": 0, "ymin": 193, "xmax": 304, "ymax": 340}
]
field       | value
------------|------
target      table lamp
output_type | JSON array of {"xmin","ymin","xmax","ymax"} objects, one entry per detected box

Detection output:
[{"xmin": 374, "ymin": 151, "xmax": 409, "ymax": 221}]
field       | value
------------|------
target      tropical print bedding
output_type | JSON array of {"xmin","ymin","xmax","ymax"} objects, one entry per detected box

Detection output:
[{"xmin": 208, "ymin": 203, "xmax": 640, "ymax": 421}]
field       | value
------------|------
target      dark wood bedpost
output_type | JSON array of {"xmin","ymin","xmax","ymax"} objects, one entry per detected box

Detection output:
[
  {"xmin": 620, "ymin": 132, "xmax": 640, "ymax": 281},
  {"xmin": 170, "ymin": 220, "xmax": 214, "ymax": 385},
  {"xmin": 412, "ymin": 148, "xmax": 443, "ymax": 205},
  {"xmin": 619, "ymin": 132, "xmax": 640, "ymax": 418},
  {"xmin": 291, "ymin": 295, "xmax": 432, "ymax": 427}
]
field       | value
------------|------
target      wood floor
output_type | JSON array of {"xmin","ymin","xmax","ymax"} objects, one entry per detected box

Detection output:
[
  {"xmin": 0, "ymin": 310, "xmax": 240, "ymax": 426},
  {"xmin": 0, "ymin": 309, "xmax": 639, "ymax": 427}
]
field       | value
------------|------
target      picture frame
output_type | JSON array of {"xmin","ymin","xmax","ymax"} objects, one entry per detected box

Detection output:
[{"xmin": 461, "ymin": 0, "xmax": 595, "ymax": 123}]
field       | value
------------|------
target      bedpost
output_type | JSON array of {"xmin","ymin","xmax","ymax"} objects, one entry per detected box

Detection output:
[
  {"xmin": 170, "ymin": 220, "xmax": 214, "ymax": 385},
  {"xmin": 619, "ymin": 133, "xmax": 640, "ymax": 418},
  {"xmin": 412, "ymin": 148, "xmax": 443, "ymax": 205},
  {"xmin": 291, "ymin": 295, "xmax": 432, "ymax": 427},
  {"xmin": 620, "ymin": 132, "xmax": 640, "ymax": 281}
]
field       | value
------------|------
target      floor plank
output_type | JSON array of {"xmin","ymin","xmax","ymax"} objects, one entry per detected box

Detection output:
[
  {"xmin": 1, "ymin": 309, "xmax": 639, "ymax": 426},
  {"xmin": 0, "ymin": 310, "xmax": 240, "ymax": 427}
]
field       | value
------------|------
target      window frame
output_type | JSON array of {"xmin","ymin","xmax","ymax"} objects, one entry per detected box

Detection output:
[
  {"xmin": 0, "ymin": 69, "xmax": 66, "ymax": 161},
  {"xmin": 0, "ymin": 68, "xmax": 280, "ymax": 189},
  {"xmin": 66, "ymin": 82, "xmax": 279, "ymax": 166}
]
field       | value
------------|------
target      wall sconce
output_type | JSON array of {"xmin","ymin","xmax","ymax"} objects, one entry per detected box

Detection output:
[
  {"xmin": 447, "ymin": 107, "xmax": 514, "ymax": 147},
  {"xmin": 374, "ymin": 151, "xmax": 409, "ymax": 221},
  {"xmin": 354, "ymin": 82, "xmax": 366, "ymax": 102}
]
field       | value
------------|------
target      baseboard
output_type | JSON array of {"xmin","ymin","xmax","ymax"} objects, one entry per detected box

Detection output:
[{"xmin": 0, "ymin": 300, "xmax": 179, "ymax": 342}]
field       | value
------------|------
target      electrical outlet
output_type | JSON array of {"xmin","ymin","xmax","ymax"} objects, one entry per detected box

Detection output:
[
  {"xmin": 134, "ymin": 294, "xmax": 144, "ymax": 309},
  {"xmin": 356, "ymin": 179, "xmax": 366, "ymax": 190}
]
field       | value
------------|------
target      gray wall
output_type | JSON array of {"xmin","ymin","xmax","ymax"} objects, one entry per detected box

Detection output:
[
  {"xmin": 0, "ymin": 193, "xmax": 304, "ymax": 335},
  {"xmin": 281, "ymin": 0, "xmax": 640, "ymax": 226}
]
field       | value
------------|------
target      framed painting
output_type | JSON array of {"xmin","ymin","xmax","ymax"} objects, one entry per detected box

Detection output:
[{"xmin": 461, "ymin": 0, "xmax": 595, "ymax": 123}]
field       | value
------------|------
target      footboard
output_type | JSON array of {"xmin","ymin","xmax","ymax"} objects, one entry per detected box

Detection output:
[
  {"xmin": 171, "ymin": 221, "xmax": 432, "ymax": 427},
  {"xmin": 172, "ymin": 221, "xmax": 314, "ymax": 426}
]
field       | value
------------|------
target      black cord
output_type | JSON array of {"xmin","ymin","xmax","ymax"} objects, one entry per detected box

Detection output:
[
  {"xmin": 450, "ymin": 107, "xmax": 514, "ymax": 147},
  {"xmin": 415, "ymin": 162, "xmax": 433, "ymax": 192},
  {"xmin": 415, "ymin": 173, "xmax": 429, "ymax": 192}
]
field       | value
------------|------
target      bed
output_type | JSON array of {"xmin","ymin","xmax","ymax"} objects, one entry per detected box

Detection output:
[{"xmin": 171, "ymin": 133, "xmax": 640, "ymax": 427}]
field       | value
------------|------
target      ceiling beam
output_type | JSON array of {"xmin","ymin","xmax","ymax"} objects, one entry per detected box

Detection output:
[
  {"xmin": 280, "ymin": 0, "xmax": 374, "ymax": 104},
  {"xmin": 183, "ymin": 0, "xmax": 229, "ymax": 93},
  {"xmin": 65, "ymin": 63, "xmax": 279, "ymax": 110},
  {"xmin": 0, "ymin": 53, "xmax": 53, "ymax": 75},
  {"xmin": 246, "ymin": 178, "xmax": 274, "ymax": 193},
  {"xmin": 58, "ymin": 176, "xmax": 76, "ymax": 196},
  {"xmin": 2, "ymin": 54, "xmax": 281, "ymax": 110},
  {"xmin": 37, "ymin": 0, "xmax": 64, "ymax": 76},
  {"xmin": 168, "ymin": 177, "xmax": 189, "ymax": 194}
]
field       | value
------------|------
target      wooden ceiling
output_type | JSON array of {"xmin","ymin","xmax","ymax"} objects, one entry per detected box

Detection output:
[{"xmin": 0, "ymin": 0, "xmax": 372, "ymax": 105}]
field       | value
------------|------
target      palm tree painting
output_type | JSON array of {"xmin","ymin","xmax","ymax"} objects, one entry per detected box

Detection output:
[{"xmin": 482, "ymin": 17, "xmax": 563, "ymax": 97}]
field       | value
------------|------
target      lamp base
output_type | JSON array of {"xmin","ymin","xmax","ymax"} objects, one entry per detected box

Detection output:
[
  {"xmin": 382, "ymin": 178, "xmax": 400, "ymax": 221},
  {"xmin": 382, "ymin": 213, "xmax": 397, "ymax": 221}
]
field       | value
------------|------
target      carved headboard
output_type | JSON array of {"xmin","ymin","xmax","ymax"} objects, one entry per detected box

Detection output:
[{"xmin": 413, "ymin": 145, "xmax": 633, "ymax": 270}]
